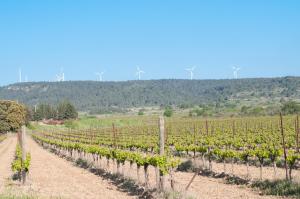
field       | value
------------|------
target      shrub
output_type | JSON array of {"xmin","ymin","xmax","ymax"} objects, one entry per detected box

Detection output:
[
  {"xmin": 282, "ymin": 101, "xmax": 300, "ymax": 115},
  {"xmin": 252, "ymin": 180, "xmax": 300, "ymax": 197},
  {"xmin": 138, "ymin": 109, "xmax": 144, "ymax": 116}
]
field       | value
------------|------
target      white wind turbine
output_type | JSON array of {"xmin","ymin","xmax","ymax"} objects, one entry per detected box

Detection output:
[
  {"xmin": 232, "ymin": 66, "xmax": 241, "ymax": 79},
  {"xmin": 135, "ymin": 66, "xmax": 145, "ymax": 80},
  {"xmin": 185, "ymin": 66, "xmax": 196, "ymax": 80},
  {"xmin": 56, "ymin": 68, "xmax": 65, "ymax": 82},
  {"xmin": 95, "ymin": 72, "xmax": 104, "ymax": 81},
  {"xmin": 19, "ymin": 68, "xmax": 22, "ymax": 83}
]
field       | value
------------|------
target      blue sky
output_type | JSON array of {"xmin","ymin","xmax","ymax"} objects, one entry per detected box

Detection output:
[{"xmin": 0, "ymin": 0, "xmax": 299, "ymax": 85}]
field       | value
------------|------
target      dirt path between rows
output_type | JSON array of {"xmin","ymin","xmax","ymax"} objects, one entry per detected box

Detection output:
[
  {"xmin": 173, "ymin": 172, "xmax": 280, "ymax": 199},
  {"xmin": 0, "ymin": 134, "xmax": 17, "ymax": 192},
  {"xmin": 21, "ymin": 136, "xmax": 135, "ymax": 199},
  {"xmin": 191, "ymin": 158, "xmax": 300, "ymax": 183},
  {"xmin": 117, "ymin": 162, "xmax": 283, "ymax": 199}
]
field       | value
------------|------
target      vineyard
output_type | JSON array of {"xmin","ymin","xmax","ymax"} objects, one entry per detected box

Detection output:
[{"xmin": 27, "ymin": 114, "xmax": 300, "ymax": 197}]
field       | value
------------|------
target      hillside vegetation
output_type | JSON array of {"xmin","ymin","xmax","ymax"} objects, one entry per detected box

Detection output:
[{"xmin": 0, "ymin": 77, "xmax": 299, "ymax": 114}]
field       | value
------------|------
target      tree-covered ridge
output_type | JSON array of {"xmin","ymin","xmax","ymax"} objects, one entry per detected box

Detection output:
[{"xmin": 0, "ymin": 77, "xmax": 299, "ymax": 112}]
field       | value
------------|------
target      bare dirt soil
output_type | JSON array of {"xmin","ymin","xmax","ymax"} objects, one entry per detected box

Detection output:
[
  {"xmin": 0, "ymin": 134, "xmax": 17, "ymax": 192},
  {"xmin": 27, "ymin": 135, "xmax": 137, "ymax": 199},
  {"xmin": 117, "ymin": 161, "xmax": 284, "ymax": 199},
  {"xmin": 195, "ymin": 158, "xmax": 300, "ymax": 182},
  {"xmin": 0, "ymin": 135, "xmax": 135, "ymax": 199}
]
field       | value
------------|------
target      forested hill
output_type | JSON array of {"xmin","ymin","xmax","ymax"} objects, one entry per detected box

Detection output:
[{"xmin": 0, "ymin": 77, "xmax": 299, "ymax": 112}]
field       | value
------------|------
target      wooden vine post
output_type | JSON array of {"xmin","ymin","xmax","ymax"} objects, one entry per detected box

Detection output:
[
  {"xmin": 158, "ymin": 116, "xmax": 165, "ymax": 192},
  {"xmin": 205, "ymin": 120, "xmax": 209, "ymax": 136},
  {"xmin": 232, "ymin": 120, "xmax": 235, "ymax": 137},
  {"xmin": 20, "ymin": 126, "xmax": 27, "ymax": 184},
  {"xmin": 112, "ymin": 123, "xmax": 116, "ymax": 149},
  {"xmin": 112, "ymin": 123, "xmax": 120, "ymax": 174},
  {"xmin": 280, "ymin": 113, "xmax": 289, "ymax": 180},
  {"xmin": 193, "ymin": 124, "xmax": 196, "ymax": 159},
  {"xmin": 296, "ymin": 115, "xmax": 299, "ymax": 153}
]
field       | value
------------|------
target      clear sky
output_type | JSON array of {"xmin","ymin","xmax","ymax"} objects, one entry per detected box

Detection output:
[{"xmin": 0, "ymin": 0, "xmax": 299, "ymax": 85}]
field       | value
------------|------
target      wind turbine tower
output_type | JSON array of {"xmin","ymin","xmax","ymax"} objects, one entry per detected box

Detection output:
[
  {"xmin": 232, "ymin": 66, "xmax": 241, "ymax": 79},
  {"xmin": 19, "ymin": 68, "xmax": 22, "ymax": 83},
  {"xmin": 95, "ymin": 72, "xmax": 104, "ymax": 81},
  {"xmin": 56, "ymin": 68, "xmax": 65, "ymax": 82},
  {"xmin": 61, "ymin": 68, "xmax": 65, "ymax": 81},
  {"xmin": 185, "ymin": 66, "xmax": 196, "ymax": 80},
  {"xmin": 135, "ymin": 66, "xmax": 145, "ymax": 80}
]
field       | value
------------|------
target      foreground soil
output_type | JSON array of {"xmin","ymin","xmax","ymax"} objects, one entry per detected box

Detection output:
[
  {"xmin": 29, "ymin": 135, "xmax": 137, "ymax": 199},
  {"xmin": 0, "ymin": 135, "xmax": 17, "ymax": 192},
  {"xmin": 0, "ymin": 135, "xmax": 134, "ymax": 199},
  {"xmin": 118, "ymin": 161, "xmax": 283, "ymax": 199}
]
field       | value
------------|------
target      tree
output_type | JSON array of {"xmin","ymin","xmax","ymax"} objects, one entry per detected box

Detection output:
[
  {"xmin": 24, "ymin": 106, "xmax": 32, "ymax": 125},
  {"xmin": 282, "ymin": 101, "xmax": 300, "ymax": 115},
  {"xmin": 241, "ymin": 106, "xmax": 250, "ymax": 115},
  {"xmin": 0, "ymin": 100, "xmax": 27, "ymax": 133},
  {"xmin": 251, "ymin": 107, "xmax": 265, "ymax": 116},
  {"xmin": 163, "ymin": 106, "xmax": 173, "ymax": 117},
  {"xmin": 57, "ymin": 101, "xmax": 78, "ymax": 120},
  {"xmin": 189, "ymin": 108, "xmax": 206, "ymax": 117},
  {"xmin": 32, "ymin": 101, "xmax": 78, "ymax": 121},
  {"xmin": 32, "ymin": 103, "xmax": 56, "ymax": 121}
]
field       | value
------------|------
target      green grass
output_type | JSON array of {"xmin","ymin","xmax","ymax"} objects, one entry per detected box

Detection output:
[
  {"xmin": 252, "ymin": 179, "xmax": 300, "ymax": 197},
  {"xmin": 30, "ymin": 115, "xmax": 156, "ymax": 130},
  {"xmin": 64, "ymin": 115, "xmax": 156, "ymax": 129}
]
